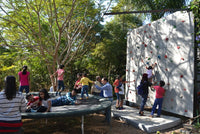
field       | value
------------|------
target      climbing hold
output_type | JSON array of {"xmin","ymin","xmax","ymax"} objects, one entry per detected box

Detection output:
[
  {"xmin": 164, "ymin": 55, "xmax": 167, "ymax": 58},
  {"xmin": 126, "ymin": 69, "xmax": 128, "ymax": 71},
  {"xmin": 158, "ymin": 55, "xmax": 161, "ymax": 59},
  {"xmin": 148, "ymin": 58, "xmax": 151, "ymax": 60},
  {"xmin": 149, "ymin": 35, "xmax": 152, "ymax": 38},
  {"xmin": 181, "ymin": 58, "xmax": 184, "ymax": 61},
  {"xmin": 150, "ymin": 51, "xmax": 153, "ymax": 53},
  {"xmin": 144, "ymin": 30, "xmax": 147, "ymax": 33},
  {"xmin": 142, "ymin": 42, "xmax": 145, "ymax": 44},
  {"xmin": 146, "ymin": 62, "xmax": 149, "ymax": 65},
  {"xmin": 185, "ymin": 110, "xmax": 187, "ymax": 112},
  {"xmin": 132, "ymin": 57, "xmax": 134, "ymax": 60},
  {"xmin": 180, "ymin": 75, "xmax": 183, "ymax": 78},
  {"xmin": 184, "ymin": 88, "xmax": 186, "ymax": 91},
  {"xmin": 156, "ymin": 45, "xmax": 159, "ymax": 48},
  {"xmin": 132, "ymin": 70, "xmax": 135, "ymax": 72},
  {"xmin": 130, "ymin": 51, "xmax": 132, "ymax": 54},
  {"xmin": 165, "ymin": 68, "xmax": 168, "ymax": 71},
  {"xmin": 144, "ymin": 44, "xmax": 147, "ymax": 47},
  {"xmin": 182, "ymin": 20, "xmax": 185, "ymax": 23},
  {"xmin": 165, "ymin": 38, "xmax": 169, "ymax": 41},
  {"xmin": 177, "ymin": 46, "xmax": 180, "ymax": 49},
  {"xmin": 173, "ymin": 25, "xmax": 176, "ymax": 28},
  {"xmin": 148, "ymin": 24, "xmax": 151, "ymax": 26}
]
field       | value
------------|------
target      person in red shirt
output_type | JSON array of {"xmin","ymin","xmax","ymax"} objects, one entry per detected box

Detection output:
[
  {"xmin": 73, "ymin": 73, "xmax": 82, "ymax": 93},
  {"xmin": 26, "ymin": 93, "xmax": 41, "ymax": 112},
  {"xmin": 18, "ymin": 65, "xmax": 30, "ymax": 93},
  {"xmin": 51, "ymin": 64, "xmax": 65, "ymax": 96},
  {"xmin": 113, "ymin": 75, "xmax": 122, "ymax": 109},
  {"xmin": 150, "ymin": 80, "xmax": 165, "ymax": 117}
]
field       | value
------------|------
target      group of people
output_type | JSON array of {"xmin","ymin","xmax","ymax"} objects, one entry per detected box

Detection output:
[
  {"xmin": 138, "ymin": 65, "xmax": 166, "ymax": 118},
  {"xmin": 0, "ymin": 63, "xmax": 166, "ymax": 133}
]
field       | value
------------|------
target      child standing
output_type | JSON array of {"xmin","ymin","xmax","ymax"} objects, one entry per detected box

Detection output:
[
  {"xmin": 78, "ymin": 73, "xmax": 94, "ymax": 99},
  {"xmin": 113, "ymin": 75, "xmax": 122, "ymax": 109},
  {"xmin": 73, "ymin": 73, "xmax": 82, "ymax": 93},
  {"xmin": 38, "ymin": 89, "xmax": 51, "ymax": 112},
  {"xmin": 117, "ymin": 78, "xmax": 125, "ymax": 110},
  {"xmin": 51, "ymin": 64, "xmax": 65, "ymax": 96},
  {"xmin": 149, "ymin": 80, "xmax": 165, "ymax": 117}
]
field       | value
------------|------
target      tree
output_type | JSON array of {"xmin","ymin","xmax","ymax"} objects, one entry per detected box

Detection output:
[
  {"xmin": 111, "ymin": 0, "xmax": 190, "ymax": 21},
  {"xmin": 0, "ymin": 0, "xmax": 113, "ymax": 90},
  {"xmin": 85, "ymin": 14, "xmax": 142, "ymax": 80}
]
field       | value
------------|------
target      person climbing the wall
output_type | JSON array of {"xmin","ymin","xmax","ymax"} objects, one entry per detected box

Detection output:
[{"xmin": 146, "ymin": 64, "xmax": 155, "ymax": 82}]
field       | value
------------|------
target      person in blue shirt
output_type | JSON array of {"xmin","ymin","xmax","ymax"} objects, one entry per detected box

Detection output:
[
  {"xmin": 95, "ymin": 77, "xmax": 113, "ymax": 101},
  {"xmin": 95, "ymin": 77, "xmax": 113, "ymax": 123},
  {"xmin": 51, "ymin": 89, "xmax": 78, "ymax": 106}
]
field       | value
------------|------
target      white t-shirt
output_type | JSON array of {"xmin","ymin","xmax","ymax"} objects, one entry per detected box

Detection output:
[
  {"xmin": 147, "ymin": 69, "xmax": 153, "ymax": 78},
  {"xmin": 41, "ymin": 99, "xmax": 51, "ymax": 111},
  {"xmin": 119, "ymin": 84, "xmax": 124, "ymax": 95}
]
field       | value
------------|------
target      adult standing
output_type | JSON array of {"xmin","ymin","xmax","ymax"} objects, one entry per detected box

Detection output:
[
  {"xmin": 73, "ymin": 73, "xmax": 82, "ymax": 93},
  {"xmin": 91, "ymin": 76, "xmax": 103, "ymax": 96},
  {"xmin": 18, "ymin": 65, "xmax": 30, "ymax": 94},
  {"xmin": 95, "ymin": 77, "xmax": 113, "ymax": 123},
  {"xmin": 0, "ymin": 76, "xmax": 26, "ymax": 133},
  {"xmin": 138, "ymin": 73, "xmax": 152, "ymax": 116}
]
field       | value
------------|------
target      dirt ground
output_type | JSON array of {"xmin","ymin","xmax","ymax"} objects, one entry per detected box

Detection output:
[{"xmin": 22, "ymin": 113, "xmax": 187, "ymax": 134}]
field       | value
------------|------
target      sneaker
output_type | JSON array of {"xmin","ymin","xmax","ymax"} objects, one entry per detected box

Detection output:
[
  {"xmin": 80, "ymin": 98, "xmax": 83, "ymax": 100},
  {"xmin": 119, "ymin": 107, "xmax": 124, "ymax": 110},
  {"xmin": 86, "ymin": 97, "xmax": 89, "ymax": 99},
  {"xmin": 115, "ymin": 106, "xmax": 119, "ymax": 109},
  {"xmin": 139, "ymin": 111, "xmax": 144, "ymax": 116},
  {"xmin": 156, "ymin": 115, "xmax": 160, "ymax": 117},
  {"xmin": 149, "ymin": 115, "xmax": 154, "ymax": 118}
]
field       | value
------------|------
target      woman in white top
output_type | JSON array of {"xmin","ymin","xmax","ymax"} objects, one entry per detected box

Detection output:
[
  {"xmin": 39, "ymin": 89, "xmax": 51, "ymax": 112},
  {"xmin": 0, "ymin": 76, "xmax": 26, "ymax": 133}
]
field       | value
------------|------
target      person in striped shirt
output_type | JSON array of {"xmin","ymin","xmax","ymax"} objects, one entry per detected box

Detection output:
[{"xmin": 0, "ymin": 76, "xmax": 26, "ymax": 134}]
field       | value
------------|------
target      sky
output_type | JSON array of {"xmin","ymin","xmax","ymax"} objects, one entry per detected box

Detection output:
[{"xmin": 101, "ymin": 0, "xmax": 193, "ymax": 25}]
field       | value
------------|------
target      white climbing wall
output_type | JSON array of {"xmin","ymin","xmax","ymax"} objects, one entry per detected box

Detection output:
[{"xmin": 126, "ymin": 11, "xmax": 194, "ymax": 118}]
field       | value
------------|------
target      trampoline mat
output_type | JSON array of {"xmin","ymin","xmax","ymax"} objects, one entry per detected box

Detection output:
[{"xmin": 22, "ymin": 93, "xmax": 111, "ymax": 119}]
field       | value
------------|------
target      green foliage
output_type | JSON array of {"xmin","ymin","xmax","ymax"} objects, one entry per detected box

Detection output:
[
  {"xmin": 191, "ymin": 0, "xmax": 200, "ymax": 36},
  {"xmin": 84, "ymin": 14, "xmax": 142, "ymax": 80}
]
